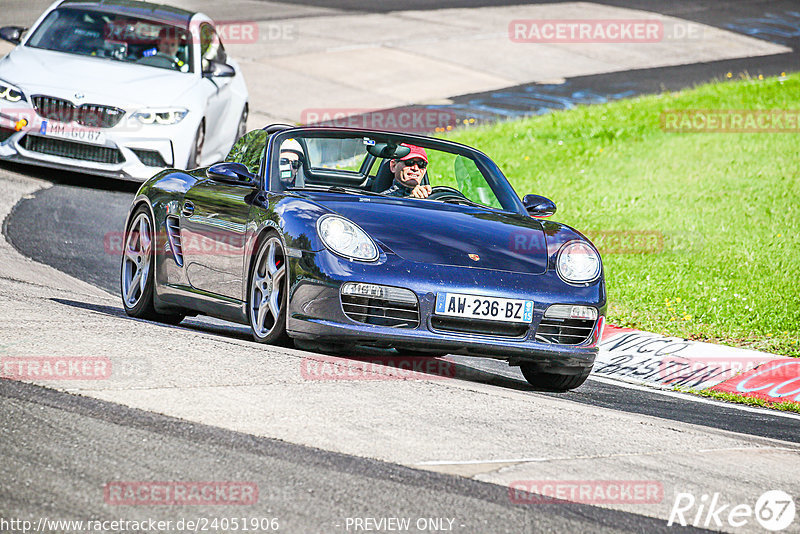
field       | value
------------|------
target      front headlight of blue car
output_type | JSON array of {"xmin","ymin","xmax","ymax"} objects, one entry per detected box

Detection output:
[
  {"xmin": 0, "ymin": 80, "xmax": 25, "ymax": 103},
  {"xmin": 557, "ymin": 241, "xmax": 601, "ymax": 283},
  {"xmin": 317, "ymin": 215, "xmax": 379, "ymax": 262},
  {"xmin": 132, "ymin": 108, "xmax": 188, "ymax": 125}
]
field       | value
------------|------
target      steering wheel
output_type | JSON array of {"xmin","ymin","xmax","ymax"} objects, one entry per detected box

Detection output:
[
  {"xmin": 427, "ymin": 186, "xmax": 468, "ymax": 202},
  {"xmin": 136, "ymin": 54, "xmax": 180, "ymax": 71}
]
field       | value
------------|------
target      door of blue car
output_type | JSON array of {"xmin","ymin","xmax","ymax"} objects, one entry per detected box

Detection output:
[{"xmin": 180, "ymin": 176, "xmax": 254, "ymax": 301}]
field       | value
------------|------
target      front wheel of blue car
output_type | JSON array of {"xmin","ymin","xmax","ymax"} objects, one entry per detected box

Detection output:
[
  {"xmin": 248, "ymin": 234, "xmax": 289, "ymax": 345},
  {"xmin": 520, "ymin": 364, "xmax": 591, "ymax": 392},
  {"xmin": 121, "ymin": 206, "xmax": 184, "ymax": 324}
]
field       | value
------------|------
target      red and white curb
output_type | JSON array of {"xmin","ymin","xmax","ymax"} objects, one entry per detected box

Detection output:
[{"xmin": 595, "ymin": 326, "xmax": 800, "ymax": 404}]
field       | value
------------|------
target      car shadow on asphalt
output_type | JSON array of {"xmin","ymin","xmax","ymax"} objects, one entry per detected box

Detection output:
[
  {"xmin": 50, "ymin": 297, "xmax": 254, "ymax": 340},
  {"xmin": 293, "ymin": 342, "xmax": 555, "ymax": 393},
  {"xmin": 0, "ymin": 161, "xmax": 140, "ymax": 193},
  {"xmin": 50, "ymin": 297, "xmax": 128, "ymax": 318},
  {"xmin": 49, "ymin": 297, "xmax": 567, "ymax": 394}
]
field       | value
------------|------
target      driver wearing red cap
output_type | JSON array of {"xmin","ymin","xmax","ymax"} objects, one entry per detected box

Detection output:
[{"xmin": 381, "ymin": 144, "xmax": 432, "ymax": 199}]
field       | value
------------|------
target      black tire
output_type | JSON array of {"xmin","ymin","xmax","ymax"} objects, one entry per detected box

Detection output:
[
  {"xmin": 235, "ymin": 104, "xmax": 248, "ymax": 142},
  {"xmin": 186, "ymin": 120, "xmax": 205, "ymax": 169},
  {"xmin": 247, "ymin": 232, "xmax": 290, "ymax": 345},
  {"xmin": 120, "ymin": 205, "xmax": 184, "ymax": 324},
  {"xmin": 520, "ymin": 365, "xmax": 591, "ymax": 392}
]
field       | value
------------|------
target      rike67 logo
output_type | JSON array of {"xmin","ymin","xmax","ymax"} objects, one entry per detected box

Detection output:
[{"xmin": 668, "ymin": 490, "xmax": 796, "ymax": 531}]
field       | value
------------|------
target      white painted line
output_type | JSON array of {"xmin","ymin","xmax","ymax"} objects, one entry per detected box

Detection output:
[
  {"xmin": 586, "ymin": 375, "xmax": 800, "ymax": 421},
  {"xmin": 415, "ymin": 446, "xmax": 799, "ymax": 466}
]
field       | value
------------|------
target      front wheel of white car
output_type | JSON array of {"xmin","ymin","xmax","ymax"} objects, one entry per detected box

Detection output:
[
  {"xmin": 186, "ymin": 120, "xmax": 205, "ymax": 169},
  {"xmin": 235, "ymin": 104, "xmax": 248, "ymax": 142}
]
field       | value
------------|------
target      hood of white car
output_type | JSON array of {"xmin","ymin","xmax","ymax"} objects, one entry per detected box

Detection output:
[{"xmin": 0, "ymin": 46, "xmax": 199, "ymax": 109}]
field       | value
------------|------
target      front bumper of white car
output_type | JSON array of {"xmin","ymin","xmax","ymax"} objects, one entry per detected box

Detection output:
[{"xmin": 0, "ymin": 102, "xmax": 193, "ymax": 181}]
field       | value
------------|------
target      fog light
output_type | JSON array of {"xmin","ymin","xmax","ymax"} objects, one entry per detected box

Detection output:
[
  {"xmin": 341, "ymin": 282, "xmax": 417, "ymax": 305},
  {"xmin": 544, "ymin": 304, "xmax": 598, "ymax": 320}
]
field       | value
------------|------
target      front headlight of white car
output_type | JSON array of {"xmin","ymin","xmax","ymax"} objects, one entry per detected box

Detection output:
[
  {"xmin": 132, "ymin": 108, "xmax": 188, "ymax": 125},
  {"xmin": 317, "ymin": 215, "xmax": 379, "ymax": 262},
  {"xmin": 557, "ymin": 241, "xmax": 601, "ymax": 283},
  {"xmin": 0, "ymin": 80, "xmax": 25, "ymax": 103}
]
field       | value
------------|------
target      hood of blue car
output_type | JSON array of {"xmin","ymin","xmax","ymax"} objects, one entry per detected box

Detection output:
[{"xmin": 312, "ymin": 195, "xmax": 548, "ymax": 274}]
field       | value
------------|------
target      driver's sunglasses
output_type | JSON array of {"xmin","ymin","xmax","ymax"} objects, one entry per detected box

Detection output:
[
  {"xmin": 401, "ymin": 159, "xmax": 427, "ymax": 169},
  {"xmin": 280, "ymin": 158, "xmax": 302, "ymax": 169}
]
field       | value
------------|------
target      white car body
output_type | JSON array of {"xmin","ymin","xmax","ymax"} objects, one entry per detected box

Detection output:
[{"xmin": 0, "ymin": 0, "xmax": 248, "ymax": 181}]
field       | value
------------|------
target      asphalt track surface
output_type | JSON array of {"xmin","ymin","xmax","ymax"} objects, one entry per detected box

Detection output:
[
  {"xmin": 2, "ymin": 378, "xmax": 719, "ymax": 534},
  {"xmin": 3, "ymin": 1, "xmax": 800, "ymax": 532},
  {"xmin": 5, "ymin": 166, "xmax": 800, "ymax": 448}
]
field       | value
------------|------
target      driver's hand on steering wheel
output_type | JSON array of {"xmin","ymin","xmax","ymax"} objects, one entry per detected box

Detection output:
[{"xmin": 410, "ymin": 185, "xmax": 432, "ymax": 199}]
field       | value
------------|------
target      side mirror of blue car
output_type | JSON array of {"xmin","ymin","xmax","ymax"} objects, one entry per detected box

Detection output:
[
  {"xmin": 207, "ymin": 162, "xmax": 254, "ymax": 183},
  {"xmin": 523, "ymin": 194, "xmax": 557, "ymax": 218}
]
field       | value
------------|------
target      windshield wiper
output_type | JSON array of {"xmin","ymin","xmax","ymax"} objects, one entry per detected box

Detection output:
[
  {"xmin": 288, "ymin": 185, "xmax": 386, "ymax": 197},
  {"xmin": 441, "ymin": 197, "xmax": 484, "ymax": 208}
]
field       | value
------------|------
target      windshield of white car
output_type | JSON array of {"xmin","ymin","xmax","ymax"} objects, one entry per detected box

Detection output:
[{"xmin": 26, "ymin": 8, "xmax": 193, "ymax": 73}]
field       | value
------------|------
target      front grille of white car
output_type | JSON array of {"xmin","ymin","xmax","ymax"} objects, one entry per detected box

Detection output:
[
  {"xmin": 21, "ymin": 135, "xmax": 124, "ymax": 164},
  {"xmin": 131, "ymin": 149, "xmax": 168, "ymax": 168},
  {"xmin": 32, "ymin": 95, "xmax": 125, "ymax": 129},
  {"xmin": 165, "ymin": 216, "xmax": 184, "ymax": 266}
]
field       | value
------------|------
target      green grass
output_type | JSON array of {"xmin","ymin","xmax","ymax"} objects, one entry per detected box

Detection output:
[
  {"xmin": 675, "ymin": 387, "xmax": 800, "ymax": 414},
  {"xmin": 445, "ymin": 73, "xmax": 800, "ymax": 357}
]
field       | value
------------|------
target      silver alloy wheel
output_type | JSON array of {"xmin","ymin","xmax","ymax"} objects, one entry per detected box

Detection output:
[
  {"xmin": 121, "ymin": 212, "xmax": 152, "ymax": 308},
  {"xmin": 250, "ymin": 236, "xmax": 286, "ymax": 338},
  {"xmin": 193, "ymin": 123, "xmax": 205, "ymax": 165}
]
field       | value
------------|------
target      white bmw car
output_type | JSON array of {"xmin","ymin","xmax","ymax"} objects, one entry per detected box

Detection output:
[{"xmin": 0, "ymin": 0, "xmax": 248, "ymax": 180}]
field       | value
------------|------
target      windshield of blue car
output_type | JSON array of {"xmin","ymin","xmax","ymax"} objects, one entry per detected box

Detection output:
[
  {"xmin": 271, "ymin": 133, "xmax": 516, "ymax": 210},
  {"xmin": 25, "ymin": 8, "xmax": 194, "ymax": 73}
]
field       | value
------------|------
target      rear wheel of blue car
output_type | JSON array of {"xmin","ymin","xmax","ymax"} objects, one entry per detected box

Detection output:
[
  {"xmin": 248, "ymin": 233, "xmax": 289, "ymax": 344},
  {"xmin": 121, "ymin": 206, "xmax": 184, "ymax": 324},
  {"xmin": 520, "ymin": 364, "xmax": 591, "ymax": 392}
]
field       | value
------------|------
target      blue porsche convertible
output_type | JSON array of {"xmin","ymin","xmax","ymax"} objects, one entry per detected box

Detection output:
[{"xmin": 120, "ymin": 125, "xmax": 606, "ymax": 391}]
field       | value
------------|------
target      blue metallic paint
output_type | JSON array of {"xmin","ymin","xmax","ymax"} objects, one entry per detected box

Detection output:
[{"xmin": 126, "ymin": 127, "xmax": 606, "ymax": 375}]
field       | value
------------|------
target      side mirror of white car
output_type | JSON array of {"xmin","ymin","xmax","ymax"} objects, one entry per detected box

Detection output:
[
  {"xmin": 0, "ymin": 26, "xmax": 26, "ymax": 45},
  {"xmin": 203, "ymin": 60, "xmax": 235, "ymax": 78}
]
